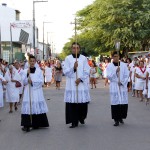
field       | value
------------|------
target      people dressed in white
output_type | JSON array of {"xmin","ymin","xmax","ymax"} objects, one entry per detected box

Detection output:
[
  {"xmin": 44, "ymin": 63, "xmax": 52, "ymax": 87},
  {"xmin": 146, "ymin": 66, "xmax": 150, "ymax": 104},
  {"xmin": 106, "ymin": 51, "xmax": 129, "ymax": 126},
  {"xmin": 21, "ymin": 55, "xmax": 49, "ymax": 132},
  {"xmin": 130, "ymin": 62, "xmax": 138, "ymax": 97},
  {"xmin": 0, "ymin": 74, "xmax": 7, "ymax": 108},
  {"xmin": 63, "ymin": 42, "xmax": 90, "ymax": 128},
  {"xmin": 135, "ymin": 61, "xmax": 146, "ymax": 101},
  {"xmin": 14, "ymin": 61, "xmax": 24, "ymax": 103},
  {"xmin": 4, "ymin": 65, "xmax": 21, "ymax": 113},
  {"xmin": 90, "ymin": 61, "xmax": 97, "ymax": 89}
]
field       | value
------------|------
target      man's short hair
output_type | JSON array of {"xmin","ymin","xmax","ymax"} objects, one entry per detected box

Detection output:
[
  {"xmin": 112, "ymin": 51, "xmax": 118, "ymax": 57},
  {"xmin": 71, "ymin": 42, "xmax": 80, "ymax": 48},
  {"xmin": 29, "ymin": 55, "xmax": 36, "ymax": 60}
]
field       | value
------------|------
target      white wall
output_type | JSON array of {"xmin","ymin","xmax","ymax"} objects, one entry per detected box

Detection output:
[
  {"xmin": 0, "ymin": 5, "xmax": 16, "ymax": 41},
  {"xmin": 0, "ymin": 5, "xmax": 38, "ymax": 48}
]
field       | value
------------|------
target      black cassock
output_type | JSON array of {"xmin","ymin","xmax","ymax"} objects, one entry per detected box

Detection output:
[
  {"xmin": 66, "ymin": 103, "xmax": 88, "ymax": 125},
  {"xmin": 111, "ymin": 104, "xmax": 128, "ymax": 121}
]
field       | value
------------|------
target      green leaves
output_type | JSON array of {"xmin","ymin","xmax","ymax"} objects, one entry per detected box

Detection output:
[{"xmin": 60, "ymin": 0, "xmax": 150, "ymax": 58}]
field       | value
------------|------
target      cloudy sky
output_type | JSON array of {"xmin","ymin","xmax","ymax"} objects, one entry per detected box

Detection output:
[{"xmin": 1, "ymin": 0, "xmax": 94, "ymax": 53}]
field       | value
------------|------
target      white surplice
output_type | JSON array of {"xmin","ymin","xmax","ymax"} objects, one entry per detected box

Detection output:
[
  {"xmin": 63, "ymin": 54, "xmax": 91, "ymax": 103},
  {"xmin": 21, "ymin": 68, "xmax": 48, "ymax": 115},
  {"xmin": 5, "ymin": 69, "xmax": 21, "ymax": 103},
  {"xmin": 0, "ymin": 74, "xmax": 6, "ymax": 107},
  {"xmin": 106, "ymin": 62, "xmax": 129, "ymax": 105}
]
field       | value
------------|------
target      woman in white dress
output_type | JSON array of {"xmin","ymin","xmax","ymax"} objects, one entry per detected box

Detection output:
[
  {"xmin": 0, "ymin": 74, "xmax": 7, "ymax": 108},
  {"xmin": 5, "ymin": 65, "xmax": 21, "ymax": 113},
  {"xmin": 44, "ymin": 62, "xmax": 52, "ymax": 87},
  {"xmin": 90, "ymin": 61, "xmax": 97, "ymax": 89},
  {"xmin": 135, "ymin": 61, "xmax": 146, "ymax": 101}
]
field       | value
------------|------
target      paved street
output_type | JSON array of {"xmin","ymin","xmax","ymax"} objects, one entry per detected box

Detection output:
[{"xmin": 0, "ymin": 77, "xmax": 150, "ymax": 150}]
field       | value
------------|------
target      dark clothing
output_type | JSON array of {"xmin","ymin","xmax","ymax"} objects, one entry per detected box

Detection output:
[
  {"xmin": 21, "ymin": 114, "xmax": 49, "ymax": 128},
  {"xmin": 66, "ymin": 103, "xmax": 88, "ymax": 125},
  {"xmin": 27, "ymin": 67, "xmax": 36, "ymax": 77},
  {"xmin": 72, "ymin": 54, "xmax": 80, "ymax": 58},
  {"xmin": 111, "ymin": 104, "xmax": 128, "ymax": 121},
  {"xmin": 113, "ymin": 62, "xmax": 120, "ymax": 66}
]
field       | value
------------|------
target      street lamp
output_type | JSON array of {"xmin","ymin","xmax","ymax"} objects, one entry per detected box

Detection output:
[
  {"xmin": 43, "ymin": 22, "xmax": 52, "ymax": 59},
  {"xmin": 47, "ymin": 32, "xmax": 51, "ymax": 44},
  {"xmin": 33, "ymin": 0, "xmax": 48, "ymax": 57}
]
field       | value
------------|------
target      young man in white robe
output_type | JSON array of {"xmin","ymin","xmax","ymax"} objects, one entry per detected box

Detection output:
[
  {"xmin": 63, "ymin": 42, "xmax": 91, "ymax": 128},
  {"xmin": 21, "ymin": 55, "xmax": 49, "ymax": 132},
  {"xmin": 106, "ymin": 51, "xmax": 129, "ymax": 126},
  {"xmin": 24, "ymin": 53, "xmax": 39, "ymax": 69}
]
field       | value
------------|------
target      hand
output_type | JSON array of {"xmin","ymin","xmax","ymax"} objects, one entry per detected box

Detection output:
[
  {"xmin": 74, "ymin": 61, "xmax": 78, "ymax": 70},
  {"xmin": 75, "ymin": 78, "xmax": 81, "ymax": 86},
  {"xmin": 148, "ymin": 77, "xmax": 150, "ymax": 80},
  {"xmin": 116, "ymin": 67, "xmax": 120, "ymax": 73},
  {"xmin": 118, "ymin": 81, "xmax": 122, "ymax": 86},
  {"xmin": 28, "ymin": 78, "xmax": 32, "ymax": 84},
  {"xmin": 2, "ymin": 81, "xmax": 7, "ymax": 85},
  {"xmin": 142, "ymin": 77, "xmax": 146, "ymax": 80},
  {"xmin": 27, "ymin": 69, "xmax": 30, "ymax": 74},
  {"xmin": 146, "ymin": 85, "xmax": 148, "ymax": 89},
  {"xmin": 11, "ymin": 80, "xmax": 17, "ymax": 82}
]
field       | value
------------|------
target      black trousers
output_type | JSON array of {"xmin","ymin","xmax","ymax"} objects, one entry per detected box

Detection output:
[
  {"xmin": 66, "ymin": 103, "xmax": 88, "ymax": 125},
  {"xmin": 111, "ymin": 104, "xmax": 128, "ymax": 121},
  {"xmin": 21, "ymin": 113, "xmax": 49, "ymax": 128}
]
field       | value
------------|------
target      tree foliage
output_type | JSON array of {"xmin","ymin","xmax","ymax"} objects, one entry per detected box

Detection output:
[{"xmin": 60, "ymin": 0, "xmax": 150, "ymax": 58}]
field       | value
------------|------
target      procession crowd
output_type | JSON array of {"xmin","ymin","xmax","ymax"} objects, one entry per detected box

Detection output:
[
  {"xmin": 90, "ymin": 54, "xmax": 150, "ymax": 105},
  {"xmin": 0, "ymin": 57, "xmax": 63, "ymax": 113},
  {"xmin": 0, "ymin": 44, "xmax": 150, "ymax": 130}
]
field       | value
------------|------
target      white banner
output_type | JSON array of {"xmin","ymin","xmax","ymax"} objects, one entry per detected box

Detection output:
[{"xmin": 11, "ymin": 22, "xmax": 32, "ymax": 28}]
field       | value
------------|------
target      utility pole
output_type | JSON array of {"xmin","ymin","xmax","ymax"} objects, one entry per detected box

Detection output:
[
  {"xmin": 33, "ymin": 0, "xmax": 48, "ymax": 57},
  {"xmin": 43, "ymin": 22, "xmax": 52, "ymax": 60},
  {"xmin": 10, "ymin": 23, "xmax": 13, "ymax": 63}
]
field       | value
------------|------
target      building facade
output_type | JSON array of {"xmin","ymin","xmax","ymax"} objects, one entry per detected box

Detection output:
[{"xmin": 0, "ymin": 3, "xmax": 40, "ymax": 62}]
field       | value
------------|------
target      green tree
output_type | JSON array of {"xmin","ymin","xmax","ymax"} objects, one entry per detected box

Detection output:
[{"xmin": 63, "ymin": 0, "xmax": 150, "ymax": 57}]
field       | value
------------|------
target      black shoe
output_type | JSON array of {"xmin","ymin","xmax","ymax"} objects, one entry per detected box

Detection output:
[
  {"xmin": 22, "ymin": 127, "xmax": 30, "ymax": 132},
  {"xmin": 69, "ymin": 123, "xmax": 78, "ymax": 128},
  {"xmin": 79, "ymin": 120, "xmax": 85, "ymax": 124},
  {"xmin": 119, "ymin": 119, "xmax": 124, "ymax": 124},
  {"xmin": 114, "ymin": 122, "xmax": 119, "ymax": 126}
]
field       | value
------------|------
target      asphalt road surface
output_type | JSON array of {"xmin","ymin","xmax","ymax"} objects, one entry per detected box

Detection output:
[{"xmin": 0, "ymin": 77, "xmax": 150, "ymax": 150}]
